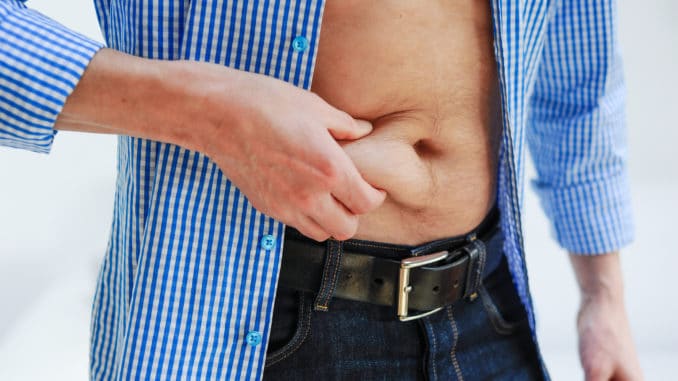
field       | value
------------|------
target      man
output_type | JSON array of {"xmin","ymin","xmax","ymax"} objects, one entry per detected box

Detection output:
[{"xmin": 0, "ymin": 0, "xmax": 642, "ymax": 380}]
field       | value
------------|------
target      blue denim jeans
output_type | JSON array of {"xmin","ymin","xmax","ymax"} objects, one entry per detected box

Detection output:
[{"xmin": 263, "ymin": 230, "xmax": 547, "ymax": 381}]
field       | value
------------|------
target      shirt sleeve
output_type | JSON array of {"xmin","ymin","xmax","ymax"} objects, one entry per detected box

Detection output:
[
  {"xmin": 527, "ymin": 0, "xmax": 634, "ymax": 255},
  {"xmin": 0, "ymin": 0, "xmax": 103, "ymax": 154}
]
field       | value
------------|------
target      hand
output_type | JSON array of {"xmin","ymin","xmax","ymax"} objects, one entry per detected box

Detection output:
[
  {"xmin": 57, "ymin": 49, "xmax": 386, "ymax": 241},
  {"xmin": 576, "ymin": 294, "xmax": 643, "ymax": 381},
  {"xmin": 193, "ymin": 66, "xmax": 386, "ymax": 241},
  {"xmin": 569, "ymin": 253, "xmax": 643, "ymax": 381}
]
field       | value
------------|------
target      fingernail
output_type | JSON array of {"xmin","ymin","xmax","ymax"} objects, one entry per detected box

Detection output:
[
  {"xmin": 373, "ymin": 188, "xmax": 387, "ymax": 200},
  {"xmin": 354, "ymin": 119, "xmax": 373, "ymax": 132}
]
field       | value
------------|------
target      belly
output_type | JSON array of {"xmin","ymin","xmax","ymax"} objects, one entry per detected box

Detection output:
[{"xmin": 311, "ymin": 0, "xmax": 501, "ymax": 244}]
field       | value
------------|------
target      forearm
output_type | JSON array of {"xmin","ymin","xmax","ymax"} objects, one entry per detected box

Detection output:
[
  {"xmin": 55, "ymin": 48, "xmax": 234, "ymax": 153},
  {"xmin": 569, "ymin": 251, "xmax": 625, "ymax": 302}
]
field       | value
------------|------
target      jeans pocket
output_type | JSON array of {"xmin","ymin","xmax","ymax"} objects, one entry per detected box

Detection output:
[
  {"xmin": 477, "ymin": 265, "xmax": 527, "ymax": 336},
  {"xmin": 265, "ymin": 289, "xmax": 313, "ymax": 368}
]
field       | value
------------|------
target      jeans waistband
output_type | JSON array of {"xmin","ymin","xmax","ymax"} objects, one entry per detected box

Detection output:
[
  {"xmin": 281, "ymin": 206, "xmax": 505, "ymax": 314},
  {"xmin": 284, "ymin": 205, "xmax": 504, "ymax": 280}
]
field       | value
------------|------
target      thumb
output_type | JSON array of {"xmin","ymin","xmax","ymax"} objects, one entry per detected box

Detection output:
[{"xmin": 328, "ymin": 117, "xmax": 373, "ymax": 141}]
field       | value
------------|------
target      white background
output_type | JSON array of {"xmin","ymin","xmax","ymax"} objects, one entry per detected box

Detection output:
[{"xmin": 0, "ymin": 1, "xmax": 676, "ymax": 380}]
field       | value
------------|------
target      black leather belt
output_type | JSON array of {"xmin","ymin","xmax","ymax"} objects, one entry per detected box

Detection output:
[{"xmin": 279, "ymin": 208, "xmax": 502, "ymax": 321}]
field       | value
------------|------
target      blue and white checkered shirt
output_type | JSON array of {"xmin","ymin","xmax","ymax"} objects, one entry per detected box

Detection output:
[{"xmin": 0, "ymin": 0, "xmax": 633, "ymax": 380}]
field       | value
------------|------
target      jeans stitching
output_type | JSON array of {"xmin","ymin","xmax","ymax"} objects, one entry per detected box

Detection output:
[
  {"xmin": 346, "ymin": 241, "xmax": 409, "ymax": 250},
  {"xmin": 423, "ymin": 320, "xmax": 438, "ymax": 381},
  {"xmin": 446, "ymin": 306, "xmax": 465, "ymax": 381},
  {"xmin": 315, "ymin": 240, "xmax": 338, "ymax": 310},
  {"xmin": 318, "ymin": 242, "xmax": 335, "ymax": 304},
  {"xmin": 475, "ymin": 241, "xmax": 487, "ymax": 292},
  {"xmin": 265, "ymin": 293, "xmax": 313, "ymax": 367},
  {"xmin": 464, "ymin": 240, "xmax": 486, "ymax": 298},
  {"xmin": 322, "ymin": 242, "xmax": 342, "ymax": 307}
]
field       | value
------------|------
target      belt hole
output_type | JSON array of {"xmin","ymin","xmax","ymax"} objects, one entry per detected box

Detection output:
[
  {"xmin": 432, "ymin": 285, "xmax": 440, "ymax": 294},
  {"xmin": 374, "ymin": 278, "xmax": 384, "ymax": 286},
  {"xmin": 453, "ymin": 280, "xmax": 459, "ymax": 288}
]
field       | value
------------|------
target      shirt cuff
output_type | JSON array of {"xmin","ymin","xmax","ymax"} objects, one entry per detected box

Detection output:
[
  {"xmin": 0, "ymin": 2, "xmax": 104, "ymax": 154},
  {"xmin": 532, "ymin": 172, "xmax": 635, "ymax": 255}
]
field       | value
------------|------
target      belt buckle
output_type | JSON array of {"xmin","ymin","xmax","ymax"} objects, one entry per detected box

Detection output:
[{"xmin": 397, "ymin": 250, "xmax": 450, "ymax": 322}]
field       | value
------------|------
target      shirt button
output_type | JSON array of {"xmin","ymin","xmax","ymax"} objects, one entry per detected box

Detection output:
[
  {"xmin": 245, "ymin": 331, "xmax": 262, "ymax": 346},
  {"xmin": 292, "ymin": 35, "xmax": 309, "ymax": 52},
  {"xmin": 260, "ymin": 234, "xmax": 276, "ymax": 251}
]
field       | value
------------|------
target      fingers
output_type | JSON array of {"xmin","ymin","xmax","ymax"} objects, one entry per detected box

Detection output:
[
  {"xmin": 320, "ymin": 107, "xmax": 384, "ymax": 213},
  {"xmin": 295, "ymin": 215, "xmax": 332, "ymax": 242},
  {"xmin": 315, "ymin": 121, "xmax": 386, "ymax": 216},
  {"xmin": 584, "ymin": 369, "xmax": 608, "ymax": 381},
  {"xmin": 290, "ymin": 135, "xmax": 384, "ymax": 241},
  {"xmin": 310, "ymin": 194, "xmax": 360, "ymax": 241},
  {"xmin": 327, "ymin": 113, "xmax": 373, "ymax": 141},
  {"xmin": 582, "ymin": 357, "xmax": 614, "ymax": 381},
  {"xmin": 330, "ymin": 156, "xmax": 387, "ymax": 215},
  {"xmin": 295, "ymin": 196, "xmax": 356, "ymax": 241},
  {"xmin": 616, "ymin": 365, "xmax": 644, "ymax": 381},
  {"xmin": 584, "ymin": 357, "xmax": 643, "ymax": 381}
]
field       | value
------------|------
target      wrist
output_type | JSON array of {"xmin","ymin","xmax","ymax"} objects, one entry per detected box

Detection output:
[
  {"xmin": 569, "ymin": 252, "xmax": 625, "ymax": 303},
  {"xmin": 158, "ymin": 59, "xmax": 252, "ymax": 156},
  {"xmin": 143, "ymin": 59, "xmax": 209, "ymax": 152},
  {"xmin": 579, "ymin": 285, "xmax": 625, "ymax": 307}
]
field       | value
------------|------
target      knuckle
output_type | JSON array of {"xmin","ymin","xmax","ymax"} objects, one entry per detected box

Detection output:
[
  {"xmin": 282, "ymin": 184, "xmax": 300, "ymax": 200},
  {"xmin": 298, "ymin": 226, "xmax": 313, "ymax": 240},
  {"xmin": 584, "ymin": 365, "xmax": 606, "ymax": 381},
  {"xmin": 333, "ymin": 220, "xmax": 358, "ymax": 241},
  {"xmin": 351, "ymin": 191, "xmax": 379, "ymax": 215},
  {"xmin": 317, "ymin": 160, "xmax": 341, "ymax": 188},
  {"xmin": 295, "ymin": 192, "xmax": 316, "ymax": 211},
  {"xmin": 308, "ymin": 230, "xmax": 330, "ymax": 242},
  {"xmin": 324, "ymin": 172, "xmax": 341, "ymax": 189},
  {"xmin": 350, "ymin": 197, "xmax": 371, "ymax": 215},
  {"xmin": 290, "ymin": 190, "xmax": 318, "ymax": 214},
  {"xmin": 331, "ymin": 228, "xmax": 351, "ymax": 241}
]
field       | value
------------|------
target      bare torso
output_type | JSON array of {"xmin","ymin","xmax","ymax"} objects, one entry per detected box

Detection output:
[{"xmin": 311, "ymin": 0, "xmax": 501, "ymax": 244}]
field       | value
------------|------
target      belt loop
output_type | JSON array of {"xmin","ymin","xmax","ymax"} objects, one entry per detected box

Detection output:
[
  {"xmin": 463, "ymin": 235, "xmax": 487, "ymax": 300},
  {"xmin": 313, "ymin": 238, "xmax": 344, "ymax": 311}
]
